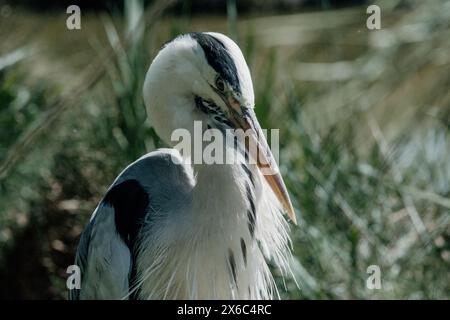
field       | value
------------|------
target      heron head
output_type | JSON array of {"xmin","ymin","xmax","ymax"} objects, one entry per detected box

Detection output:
[
  {"xmin": 143, "ymin": 32, "xmax": 296, "ymax": 224},
  {"xmin": 143, "ymin": 32, "xmax": 254, "ymax": 136}
]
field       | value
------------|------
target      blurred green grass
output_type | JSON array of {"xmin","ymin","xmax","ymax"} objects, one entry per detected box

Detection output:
[{"xmin": 0, "ymin": 0, "xmax": 449, "ymax": 299}]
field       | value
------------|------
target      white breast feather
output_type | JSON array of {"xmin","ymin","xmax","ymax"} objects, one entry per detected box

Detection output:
[{"xmin": 134, "ymin": 150, "xmax": 292, "ymax": 299}]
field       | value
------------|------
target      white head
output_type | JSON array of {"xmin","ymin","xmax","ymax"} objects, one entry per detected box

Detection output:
[
  {"xmin": 143, "ymin": 32, "xmax": 296, "ymax": 224},
  {"xmin": 143, "ymin": 32, "xmax": 254, "ymax": 143}
]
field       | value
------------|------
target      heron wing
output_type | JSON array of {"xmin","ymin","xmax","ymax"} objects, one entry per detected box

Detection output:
[
  {"xmin": 69, "ymin": 149, "xmax": 193, "ymax": 300},
  {"xmin": 69, "ymin": 179, "xmax": 148, "ymax": 299}
]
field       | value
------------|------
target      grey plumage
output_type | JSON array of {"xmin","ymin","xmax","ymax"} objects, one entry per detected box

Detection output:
[
  {"xmin": 71, "ymin": 32, "xmax": 295, "ymax": 300},
  {"xmin": 71, "ymin": 150, "xmax": 195, "ymax": 299}
]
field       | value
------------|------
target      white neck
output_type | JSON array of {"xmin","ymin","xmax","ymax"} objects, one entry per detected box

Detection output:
[
  {"xmin": 192, "ymin": 162, "xmax": 247, "ymax": 221},
  {"xmin": 137, "ymin": 149, "xmax": 292, "ymax": 299}
]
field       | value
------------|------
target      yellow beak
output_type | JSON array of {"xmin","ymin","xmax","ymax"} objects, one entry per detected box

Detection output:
[{"xmin": 227, "ymin": 96, "xmax": 297, "ymax": 225}]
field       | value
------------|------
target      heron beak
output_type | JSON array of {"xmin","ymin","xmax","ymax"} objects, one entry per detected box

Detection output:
[{"xmin": 226, "ymin": 95, "xmax": 297, "ymax": 225}]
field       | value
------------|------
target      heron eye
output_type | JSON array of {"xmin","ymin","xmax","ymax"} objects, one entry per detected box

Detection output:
[{"xmin": 215, "ymin": 76, "xmax": 225, "ymax": 92}]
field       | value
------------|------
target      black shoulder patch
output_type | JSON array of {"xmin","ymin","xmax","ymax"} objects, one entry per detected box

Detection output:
[
  {"xmin": 190, "ymin": 32, "xmax": 241, "ymax": 94},
  {"xmin": 103, "ymin": 179, "xmax": 149, "ymax": 248}
]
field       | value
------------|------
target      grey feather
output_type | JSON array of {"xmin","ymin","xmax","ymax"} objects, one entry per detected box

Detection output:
[{"xmin": 70, "ymin": 149, "xmax": 194, "ymax": 299}]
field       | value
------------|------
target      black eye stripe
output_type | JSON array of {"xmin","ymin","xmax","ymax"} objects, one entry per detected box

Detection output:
[{"xmin": 190, "ymin": 32, "xmax": 241, "ymax": 94}]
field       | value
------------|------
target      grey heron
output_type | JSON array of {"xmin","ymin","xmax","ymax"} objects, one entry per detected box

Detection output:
[{"xmin": 70, "ymin": 32, "xmax": 297, "ymax": 300}]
